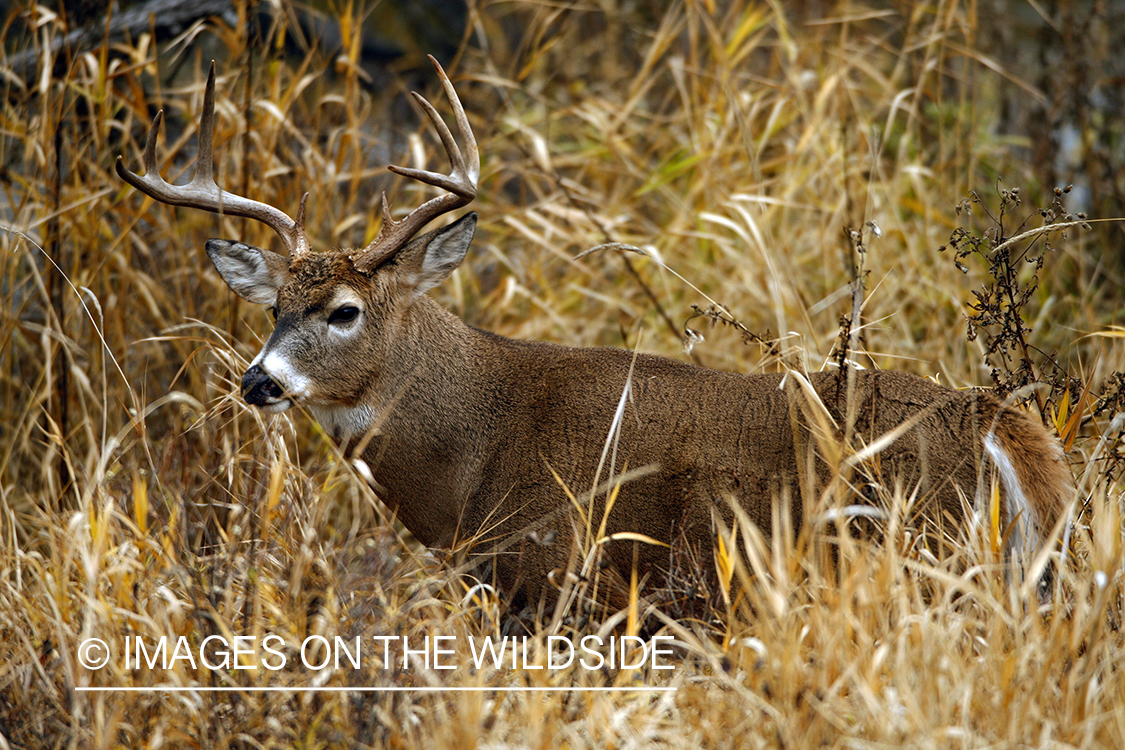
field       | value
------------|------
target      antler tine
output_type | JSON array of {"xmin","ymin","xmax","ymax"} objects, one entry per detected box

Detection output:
[
  {"xmin": 116, "ymin": 61, "xmax": 311, "ymax": 258},
  {"xmin": 352, "ymin": 55, "xmax": 479, "ymax": 273}
]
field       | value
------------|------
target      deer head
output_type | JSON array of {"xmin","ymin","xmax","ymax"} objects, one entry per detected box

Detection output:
[{"xmin": 116, "ymin": 57, "xmax": 479, "ymax": 420}]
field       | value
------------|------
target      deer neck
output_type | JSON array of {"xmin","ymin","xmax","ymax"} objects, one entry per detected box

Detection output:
[{"xmin": 310, "ymin": 296, "xmax": 498, "ymax": 546}]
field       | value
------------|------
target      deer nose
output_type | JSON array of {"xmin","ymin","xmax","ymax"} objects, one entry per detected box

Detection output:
[{"xmin": 241, "ymin": 364, "xmax": 284, "ymax": 405}]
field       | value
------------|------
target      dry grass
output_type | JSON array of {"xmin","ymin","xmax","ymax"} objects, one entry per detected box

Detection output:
[{"xmin": 2, "ymin": 0, "xmax": 1124, "ymax": 747}]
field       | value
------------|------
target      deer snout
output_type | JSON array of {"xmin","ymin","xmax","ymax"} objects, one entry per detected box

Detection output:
[{"xmin": 241, "ymin": 364, "xmax": 286, "ymax": 408}]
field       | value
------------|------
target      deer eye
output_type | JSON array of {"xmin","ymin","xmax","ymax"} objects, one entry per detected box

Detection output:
[{"xmin": 328, "ymin": 305, "xmax": 360, "ymax": 326}]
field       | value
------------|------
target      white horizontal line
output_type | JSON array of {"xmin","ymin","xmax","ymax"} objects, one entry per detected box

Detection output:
[{"xmin": 75, "ymin": 686, "xmax": 676, "ymax": 693}]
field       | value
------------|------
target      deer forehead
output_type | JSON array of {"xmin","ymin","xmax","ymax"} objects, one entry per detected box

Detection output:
[{"xmin": 275, "ymin": 253, "xmax": 383, "ymax": 311}]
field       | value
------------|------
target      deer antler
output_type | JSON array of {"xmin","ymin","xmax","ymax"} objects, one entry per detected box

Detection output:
[
  {"xmin": 351, "ymin": 55, "xmax": 479, "ymax": 273},
  {"xmin": 116, "ymin": 61, "xmax": 310, "ymax": 258}
]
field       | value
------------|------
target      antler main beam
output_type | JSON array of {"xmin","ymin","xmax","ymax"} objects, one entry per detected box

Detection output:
[
  {"xmin": 351, "ymin": 55, "xmax": 479, "ymax": 273},
  {"xmin": 116, "ymin": 61, "xmax": 310, "ymax": 257}
]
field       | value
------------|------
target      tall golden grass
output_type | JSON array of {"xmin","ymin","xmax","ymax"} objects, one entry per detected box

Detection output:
[{"xmin": 1, "ymin": 0, "xmax": 1123, "ymax": 747}]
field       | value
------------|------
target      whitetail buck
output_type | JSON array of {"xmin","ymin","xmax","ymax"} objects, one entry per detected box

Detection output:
[{"xmin": 118, "ymin": 58, "xmax": 1071, "ymax": 609}]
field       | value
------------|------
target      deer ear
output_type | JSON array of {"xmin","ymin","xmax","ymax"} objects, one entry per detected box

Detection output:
[
  {"xmin": 206, "ymin": 239, "xmax": 290, "ymax": 305},
  {"xmin": 401, "ymin": 212, "xmax": 477, "ymax": 297}
]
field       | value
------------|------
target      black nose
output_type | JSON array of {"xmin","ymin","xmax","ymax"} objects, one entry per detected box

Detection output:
[{"xmin": 241, "ymin": 364, "xmax": 284, "ymax": 405}]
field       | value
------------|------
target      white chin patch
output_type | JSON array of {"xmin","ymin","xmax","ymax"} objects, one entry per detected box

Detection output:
[{"xmin": 261, "ymin": 399, "xmax": 293, "ymax": 414}]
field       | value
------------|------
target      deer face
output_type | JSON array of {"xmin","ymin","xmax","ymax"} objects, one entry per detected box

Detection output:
[{"xmin": 206, "ymin": 213, "xmax": 477, "ymax": 413}]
